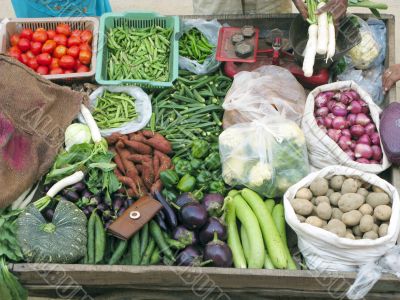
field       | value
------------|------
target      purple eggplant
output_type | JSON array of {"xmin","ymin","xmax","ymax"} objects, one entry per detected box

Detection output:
[
  {"xmin": 173, "ymin": 225, "xmax": 197, "ymax": 246},
  {"xmin": 81, "ymin": 190, "xmax": 92, "ymax": 199},
  {"xmin": 203, "ymin": 232, "xmax": 233, "ymax": 268},
  {"xmin": 155, "ymin": 213, "xmax": 168, "ymax": 232},
  {"xmin": 82, "ymin": 208, "xmax": 91, "ymax": 216},
  {"xmin": 117, "ymin": 207, "xmax": 126, "ymax": 216},
  {"xmin": 176, "ymin": 193, "xmax": 197, "ymax": 208},
  {"xmin": 72, "ymin": 182, "xmax": 86, "ymax": 192},
  {"xmin": 155, "ymin": 191, "xmax": 178, "ymax": 228},
  {"xmin": 126, "ymin": 198, "xmax": 134, "ymax": 207},
  {"xmin": 199, "ymin": 217, "xmax": 227, "ymax": 245},
  {"xmin": 97, "ymin": 203, "xmax": 107, "ymax": 212},
  {"xmin": 113, "ymin": 197, "xmax": 124, "ymax": 211},
  {"xmin": 43, "ymin": 207, "xmax": 55, "ymax": 221},
  {"xmin": 180, "ymin": 202, "xmax": 207, "ymax": 230},
  {"xmin": 176, "ymin": 246, "xmax": 202, "ymax": 266},
  {"xmin": 63, "ymin": 190, "xmax": 80, "ymax": 202},
  {"xmin": 202, "ymin": 194, "xmax": 224, "ymax": 217}
]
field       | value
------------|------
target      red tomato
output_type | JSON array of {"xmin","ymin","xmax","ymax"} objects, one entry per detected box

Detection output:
[
  {"xmin": 37, "ymin": 53, "xmax": 52, "ymax": 66},
  {"xmin": 19, "ymin": 53, "xmax": 29, "ymax": 65},
  {"xmin": 20, "ymin": 28, "xmax": 33, "ymax": 40},
  {"xmin": 8, "ymin": 46, "xmax": 21, "ymax": 60},
  {"xmin": 10, "ymin": 34, "xmax": 20, "ymax": 46},
  {"xmin": 76, "ymin": 65, "xmax": 90, "ymax": 73},
  {"xmin": 64, "ymin": 69, "xmax": 74, "ymax": 74},
  {"xmin": 36, "ymin": 65, "xmax": 49, "ymax": 75},
  {"xmin": 50, "ymin": 57, "xmax": 59, "ymax": 69},
  {"xmin": 17, "ymin": 38, "xmax": 30, "ymax": 52},
  {"xmin": 53, "ymin": 45, "xmax": 67, "ymax": 58},
  {"xmin": 27, "ymin": 57, "xmax": 39, "ymax": 70},
  {"xmin": 78, "ymin": 49, "xmax": 91, "ymax": 65},
  {"xmin": 50, "ymin": 67, "xmax": 64, "ymax": 75},
  {"xmin": 70, "ymin": 30, "xmax": 82, "ymax": 37},
  {"xmin": 47, "ymin": 30, "xmax": 56, "ymax": 40},
  {"xmin": 79, "ymin": 43, "xmax": 92, "ymax": 52},
  {"xmin": 30, "ymin": 41, "xmax": 42, "ymax": 55},
  {"xmin": 59, "ymin": 55, "xmax": 76, "ymax": 70},
  {"xmin": 41, "ymin": 40, "xmax": 57, "ymax": 54},
  {"xmin": 32, "ymin": 30, "xmax": 48, "ymax": 43},
  {"xmin": 53, "ymin": 34, "xmax": 67, "ymax": 46},
  {"xmin": 35, "ymin": 27, "xmax": 46, "ymax": 32},
  {"xmin": 66, "ymin": 45, "xmax": 80, "ymax": 58},
  {"xmin": 56, "ymin": 24, "xmax": 71, "ymax": 36},
  {"xmin": 26, "ymin": 51, "xmax": 35, "ymax": 59},
  {"xmin": 75, "ymin": 59, "xmax": 82, "ymax": 70},
  {"xmin": 67, "ymin": 36, "xmax": 81, "ymax": 47},
  {"xmin": 80, "ymin": 30, "xmax": 93, "ymax": 44}
]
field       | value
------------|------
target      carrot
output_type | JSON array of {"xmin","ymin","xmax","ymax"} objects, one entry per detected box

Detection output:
[
  {"xmin": 153, "ymin": 155, "xmax": 160, "ymax": 181},
  {"xmin": 123, "ymin": 140, "xmax": 152, "ymax": 155},
  {"xmin": 106, "ymin": 132, "xmax": 123, "ymax": 145},
  {"xmin": 127, "ymin": 154, "xmax": 152, "ymax": 164},
  {"xmin": 141, "ymin": 130, "xmax": 155, "ymax": 138},
  {"xmin": 136, "ymin": 164, "xmax": 143, "ymax": 175},
  {"xmin": 150, "ymin": 179, "xmax": 163, "ymax": 195},
  {"xmin": 142, "ymin": 136, "xmax": 172, "ymax": 154},
  {"xmin": 142, "ymin": 159, "xmax": 155, "ymax": 191},
  {"xmin": 155, "ymin": 150, "xmax": 172, "ymax": 175},
  {"xmin": 129, "ymin": 131, "xmax": 146, "ymax": 142},
  {"xmin": 116, "ymin": 175, "xmax": 139, "ymax": 197},
  {"xmin": 114, "ymin": 168, "xmax": 123, "ymax": 177}
]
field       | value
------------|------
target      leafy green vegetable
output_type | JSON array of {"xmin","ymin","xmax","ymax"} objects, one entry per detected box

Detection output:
[
  {"xmin": 0, "ymin": 258, "xmax": 27, "ymax": 300},
  {"xmin": 64, "ymin": 123, "xmax": 92, "ymax": 151},
  {"xmin": 348, "ymin": 0, "xmax": 388, "ymax": 18}
]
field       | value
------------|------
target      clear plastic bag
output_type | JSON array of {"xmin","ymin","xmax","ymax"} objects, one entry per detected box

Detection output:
[
  {"xmin": 222, "ymin": 66, "xmax": 306, "ymax": 128},
  {"xmin": 219, "ymin": 116, "xmax": 310, "ymax": 198},
  {"xmin": 78, "ymin": 86, "xmax": 152, "ymax": 137},
  {"xmin": 179, "ymin": 19, "xmax": 221, "ymax": 75}
]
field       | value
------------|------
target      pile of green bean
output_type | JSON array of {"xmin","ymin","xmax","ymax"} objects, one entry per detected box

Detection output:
[
  {"xmin": 93, "ymin": 90, "xmax": 137, "ymax": 129},
  {"xmin": 179, "ymin": 28, "xmax": 214, "ymax": 64},
  {"xmin": 107, "ymin": 26, "xmax": 172, "ymax": 82},
  {"xmin": 151, "ymin": 70, "xmax": 232, "ymax": 158}
]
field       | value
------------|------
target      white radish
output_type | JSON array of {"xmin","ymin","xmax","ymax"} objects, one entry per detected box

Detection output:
[
  {"xmin": 46, "ymin": 171, "xmax": 85, "ymax": 198},
  {"xmin": 19, "ymin": 184, "xmax": 39, "ymax": 210},
  {"xmin": 303, "ymin": 24, "xmax": 318, "ymax": 77},
  {"xmin": 80, "ymin": 104, "xmax": 102, "ymax": 143},
  {"xmin": 11, "ymin": 186, "xmax": 32, "ymax": 210},
  {"xmin": 316, "ymin": 2, "xmax": 329, "ymax": 55},
  {"xmin": 326, "ymin": 16, "xmax": 336, "ymax": 62}
]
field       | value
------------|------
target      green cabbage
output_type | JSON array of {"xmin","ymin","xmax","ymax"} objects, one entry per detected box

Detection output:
[{"xmin": 64, "ymin": 123, "xmax": 92, "ymax": 151}]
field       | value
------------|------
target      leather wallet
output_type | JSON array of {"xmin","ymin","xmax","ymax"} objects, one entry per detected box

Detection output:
[{"xmin": 107, "ymin": 195, "xmax": 162, "ymax": 240}]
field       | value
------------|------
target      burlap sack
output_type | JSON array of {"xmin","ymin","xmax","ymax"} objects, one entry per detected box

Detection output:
[{"xmin": 0, "ymin": 54, "xmax": 86, "ymax": 208}]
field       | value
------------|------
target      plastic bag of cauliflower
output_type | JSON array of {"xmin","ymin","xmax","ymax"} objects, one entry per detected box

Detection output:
[{"xmin": 219, "ymin": 116, "xmax": 310, "ymax": 198}]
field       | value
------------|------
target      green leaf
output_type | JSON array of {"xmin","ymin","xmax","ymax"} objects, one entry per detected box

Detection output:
[
  {"xmin": 88, "ymin": 162, "xmax": 116, "ymax": 172},
  {"xmin": 370, "ymin": 8, "xmax": 381, "ymax": 18}
]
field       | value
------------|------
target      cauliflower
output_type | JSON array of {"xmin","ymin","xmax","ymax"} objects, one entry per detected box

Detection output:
[
  {"xmin": 248, "ymin": 162, "xmax": 272, "ymax": 187},
  {"xmin": 222, "ymin": 157, "xmax": 246, "ymax": 185},
  {"xmin": 219, "ymin": 127, "xmax": 245, "ymax": 150},
  {"xmin": 347, "ymin": 31, "xmax": 379, "ymax": 70}
]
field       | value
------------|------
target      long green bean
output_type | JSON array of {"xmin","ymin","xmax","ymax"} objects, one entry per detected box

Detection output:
[{"xmin": 179, "ymin": 28, "xmax": 214, "ymax": 63}]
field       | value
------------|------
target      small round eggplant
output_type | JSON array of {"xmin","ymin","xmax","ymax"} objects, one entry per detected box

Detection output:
[
  {"xmin": 176, "ymin": 246, "xmax": 202, "ymax": 266},
  {"xmin": 173, "ymin": 225, "xmax": 197, "ymax": 246},
  {"xmin": 63, "ymin": 190, "xmax": 80, "ymax": 202},
  {"xmin": 113, "ymin": 197, "xmax": 124, "ymax": 211},
  {"xmin": 72, "ymin": 182, "xmax": 86, "ymax": 192},
  {"xmin": 97, "ymin": 203, "xmax": 107, "ymax": 212},
  {"xmin": 202, "ymin": 194, "xmax": 224, "ymax": 217},
  {"xmin": 117, "ymin": 207, "xmax": 126, "ymax": 216},
  {"xmin": 203, "ymin": 233, "xmax": 233, "ymax": 268},
  {"xmin": 176, "ymin": 193, "xmax": 197, "ymax": 208},
  {"xmin": 43, "ymin": 208, "xmax": 55, "ymax": 221},
  {"xmin": 180, "ymin": 202, "xmax": 207, "ymax": 230},
  {"xmin": 126, "ymin": 198, "xmax": 134, "ymax": 207},
  {"xmin": 82, "ymin": 208, "xmax": 91, "ymax": 216},
  {"xmin": 81, "ymin": 190, "xmax": 92, "ymax": 199},
  {"xmin": 199, "ymin": 217, "xmax": 227, "ymax": 245}
]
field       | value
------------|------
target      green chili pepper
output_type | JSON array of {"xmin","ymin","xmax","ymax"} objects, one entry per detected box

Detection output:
[
  {"xmin": 162, "ymin": 189, "xmax": 178, "ymax": 202},
  {"xmin": 192, "ymin": 189, "xmax": 204, "ymax": 201},
  {"xmin": 196, "ymin": 170, "xmax": 212, "ymax": 185},
  {"xmin": 159, "ymin": 170, "xmax": 179, "ymax": 188},
  {"xmin": 204, "ymin": 152, "xmax": 221, "ymax": 170},
  {"xmin": 174, "ymin": 159, "xmax": 193, "ymax": 177},
  {"xmin": 209, "ymin": 180, "xmax": 226, "ymax": 195},
  {"xmin": 191, "ymin": 140, "xmax": 209, "ymax": 159},
  {"xmin": 190, "ymin": 158, "xmax": 202, "ymax": 170},
  {"xmin": 177, "ymin": 174, "xmax": 196, "ymax": 192}
]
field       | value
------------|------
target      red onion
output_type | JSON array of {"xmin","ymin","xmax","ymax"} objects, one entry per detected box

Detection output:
[
  {"xmin": 315, "ymin": 93, "xmax": 330, "ymax": 108},
  {"xmin": 370, "ymin": 160, "xmax": 379, "ymax": 164},
  {"xmin": 371, "ymin": 145, "xmax": 383, "ymax": 161},
  {"xmin": 319, "ymin": 125, "xmax": 328, "ymax": 133},
  {"xmin": 350, "ymin": 125, "xmax": 365, "ymax": 138},
  {"xmin": 327, "ymin": 129, "xmax": 341, "ymax": 143},
  {"xmin": 356, "ymin": 158, "xmax": 370, "ymax": 164},
  {"xmin": 355, "ymin": 143, "xmax": 373, "ymax": 159},
  {"xmin": 315, "ymin": 107, "xmax": 329, "ymax": 117},
  {"xmin": 327, "ymin": 100, "xmax": 337, "ymax": 112},
  {"xmin": 361, "ymin": 105, "xmax": 369, "ymax": 114},
  {"xmin": 348, "ymin": 100, "xmax": 363, "ymax": 114},
  {"xmin": 355, "ymin": 113, "xmax": 371, "ymax": 126},
  {"xmin": 370, "ymin": 132, "xmax": 381, "ymax": 145},
  {"xmin": 342, "ymin": 129, "xmax": 351, "ymax": 137},
  {"xmin": 345, "ymin": 149, "xmax": 355, "ymax": 160},
  {"xmin": 350, "ymin": 140, "xmax": 357, "ymax": 150},
  {"xmin": 332, "ymin": 116, "xmax": 346, "ymax": 130},
  {"xmin": 339, "ymin": 92, "xmax": 352, "ymax": 105},
  {"xmin": 324, "ymin": 116, "xmax": 333, "ymax": 128},
  {"xmin": 316, "ymin": 117, "xmax": 324, "ymax": 126},
  {"xmin": 358, "ymin": 134, "xmax": 371, "ymax": 146},
  {"xmin": 347, "ymin": 114, "xmax": 357, "ymax": 126},
  {"xmin": 332, "ymin": 105, "xmax": 348, "ymax": 117},
  {"xmin": 338, "ymin": 135, "xmax": 351, "ymax": 151},
  {"xmin": 365, "ymin": 123, "xmax": 376, "ymax": 136}
]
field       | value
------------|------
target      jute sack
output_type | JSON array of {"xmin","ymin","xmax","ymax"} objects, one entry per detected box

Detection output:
[{"xmin": 0, "ymin": 54, "xmax": 86, "ymax": 208}]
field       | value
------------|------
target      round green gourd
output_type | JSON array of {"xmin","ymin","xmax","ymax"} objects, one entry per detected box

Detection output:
[{"xmin": 17, "ymin": 200, "xmax": 87, "ymax": 263}]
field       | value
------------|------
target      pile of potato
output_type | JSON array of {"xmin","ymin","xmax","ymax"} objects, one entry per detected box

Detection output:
[{"xmin": 292, "ymin": 176, "xmax": 392, "ymax": 239}]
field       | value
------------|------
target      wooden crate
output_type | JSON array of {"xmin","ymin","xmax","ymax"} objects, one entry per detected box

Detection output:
[{"xmin": 10, "ymin": 14, "xmax": 398, "ymax": 300}]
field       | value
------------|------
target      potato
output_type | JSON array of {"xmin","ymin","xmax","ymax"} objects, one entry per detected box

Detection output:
[
  {"xmin": 326, "ymin": 189, "xmax": 334, "ymax": 197},
  {"xmin": 363, "ymin": 231, "xmax": 378, "ymax": 240},
  {"xmin": 316, "ymin": 202, "xmax": 332, "ymax": 220},
  {"xmin": 341, "ymin": 178, "xmax": 359, "ymax": 194},
  {"xmin": 372, "ymin": 223, "xmax": 379, "ymax": 233},
  {"xmin": 366, "ymin": 193, "xmax": 390, "ymax": 208},
  {"xmin": 295, "ymin": 188, "xmax": 313, "ymax": 200},
  {"xmin": 321, "ymin": 220, "xmax": 328, "ymax": 227},
  {"xmin": 306, "ymin": 216, "xmax": 324, "ymax": 228},
  {"xmin": 374, "ymin": 205, "xmax": 392, "ymax": 222},
  {"xmin": 362, "ymin": 182, "xmax": 372, "ymax": 189},
  {"xmin": 342, "ymin": 210, "xmax": 362, "ymax": 226},
  {"xmin": 345, "ymin": 232, "xmax": 355, "ymax": 240},
  {"xmin": 372, "ymin": 185, "xmax": 385, "ymax": 193},
  {"xmin": 346, "ymin": 228, "xmax": 353, "ymax": 235},
  {"xmin": 353, "ymin": 225, "xmax": 362, "ymax": 237},
  {"xmin": 329, "ymin": 192, "xmax": 342, "ymax": 206},
  {"xmin": 291, "ymin": 198, "xmax": 313, "ymax": 216},
  {"xmin": 359, "ymin": 215, "xmax": 374, "ymax": 233},
  {"xmin": 310, "ymin": 178, "xmax": 329, "ymax": 196},
  {"xmin": 338, "ymin": 193, "xmax": 365, "ymax": 212},
  {"xmin": 354, "ymin": 178, "xmax": 363, "ymax": 188},
  {"xmin": 296, "ymin": 214, "xmax": 306, "ymax": 222},
  {"xmin": 314, "ymin": 196, "xmax": 330, "ymax": 206},
  {"xmin": 357, "ymin": 188, "xmax": 369, "ymax": 198},
  {"xmin": 379, "ymin": 223, "xmax": 389, "ymax": 237},
  {"xmin": 326, "ymin": 219, "xmax": 346, "ymax": 237},
  {"xmin": 355, "ymin": 236, "xmax": 361, "ymax": 240},
  {"xmin": 332, "ymin": 208, "xmax": 344, "ymax": 220},
  {"xmin": 330, "ymin": 175, "xmax": 344, "ymax": 191},
  {"xmin": 359, "ymin": 204, "xmax": 373, "ymax": 216}
]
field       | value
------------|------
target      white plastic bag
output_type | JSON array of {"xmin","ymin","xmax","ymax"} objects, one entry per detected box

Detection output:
[
  {"xmin": 301, "ymin": 81, "xmax": 391, "ymax": 174},
  {"xmin": 79, "ymin": 86, "xmax": 152, "ymax": 137},
  {"xmin": 223, "ymin": 65, "xmax": 306, "ymax": 128},
  {"xmin": 179, "ymin": 19, "xmax": 221, "ymax": 75},
  {"xmin": 284, "ymin": 165, "xmax": 400, "ymax": 272},
  {"xmin": 219, "ymin": 116, "xmax": 310, "ymax": 198}
]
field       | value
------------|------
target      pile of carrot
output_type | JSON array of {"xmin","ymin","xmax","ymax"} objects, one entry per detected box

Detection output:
[{"xmin": 106, "ymin": 130, "xmax": 173, "ymax": 198}]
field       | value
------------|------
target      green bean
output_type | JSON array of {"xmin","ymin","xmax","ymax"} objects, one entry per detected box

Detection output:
[
  {"xmin": 149, "ymin": 220, "xmax": 174, "ymax": 261},
  {"xmin": 94, "ymin": 214, "xmax": 106, "ymax": 264},
  {"xmin": 87, "ymin": 211, "xmax": 96, "ymax": 264},
  {"xmin": 140, "ymin": 223, "xmax": 149, "ymax": 256},
  {"xmin": 150, "ymin": 247, "xmax": 161, "ymax": 265},
  {"xmin": 108, "ymin": 240, "xmax": 128, "ymax": 265},
  {"xmin": 140, "ymin": 238, "xmax": 156, "ymax": 265},
  {"xmin": 130, "ymin": 232, "xmax": 141, "ymax": 265}
]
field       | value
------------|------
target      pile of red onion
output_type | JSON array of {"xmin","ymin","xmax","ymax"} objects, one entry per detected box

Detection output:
[{"xmin": 314, "ymin": 89, "xmax": 383, "ymax": 164}]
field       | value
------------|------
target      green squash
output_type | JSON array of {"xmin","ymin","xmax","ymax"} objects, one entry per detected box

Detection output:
[{"xmin": 17, "ymin": 200, "xmax": 87, "ymax": 263}]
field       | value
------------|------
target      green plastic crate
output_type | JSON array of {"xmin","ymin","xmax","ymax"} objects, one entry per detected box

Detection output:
[{"xmin": 96, "ymin": 12, "xmax": 180, "ymax": 89}]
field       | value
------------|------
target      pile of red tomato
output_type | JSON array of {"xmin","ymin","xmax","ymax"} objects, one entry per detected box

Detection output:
[{"xmin": 7, "ymin": 23, "xmax": 93, "ymax": 75}]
